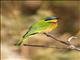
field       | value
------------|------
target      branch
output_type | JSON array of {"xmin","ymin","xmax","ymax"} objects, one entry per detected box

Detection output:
[
  {"xmin": 23, "ymin": 44, "xmax": 80, "ymax": 51},
  {"xmin": 67, "ymin": 45, "xmax": 80, "ymax": 51},
  {"xmin": 43, "ymin": 33, "xmax": 80, "ymax": 51},
  {"xmin": 67, "ymin": 36, "xmax": 80, "ymax": 51},
  {"xmin": 43, "ymin": 33, "xmax": 70, "ymax": 46},
  {"xmin": 23, "ymin": 44, "xmax": 67, "ymax": 49},
  {"xmin": 22, "ymin": 33, "xmax": 80, "ymax": 51}
]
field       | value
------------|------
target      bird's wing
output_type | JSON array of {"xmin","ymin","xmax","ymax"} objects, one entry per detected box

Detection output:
[
  {"xmin": 30, "ymin": 20, "xmax": 50, "ymax": 32},
  {"xmin": 22, "ymin": 26, "xmax": 32, "ymax": 38},
  {"xmin": 23, "ymin": 20, "xmax": 50, "ymax": 37}
]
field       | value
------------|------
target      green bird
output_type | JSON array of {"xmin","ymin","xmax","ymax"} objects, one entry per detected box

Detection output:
[{"xmin": 15, "ymin": 16, "xmax": 59, "ymax": 47}]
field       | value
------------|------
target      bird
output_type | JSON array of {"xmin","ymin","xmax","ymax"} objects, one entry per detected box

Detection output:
[{"xmin": 15, "ymin": 16, "xmax": 59, "ymax": 47}]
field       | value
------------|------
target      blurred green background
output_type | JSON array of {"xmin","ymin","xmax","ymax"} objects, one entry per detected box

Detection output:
[{"xmin": 1, "ymin": 1, "xmax": 80, "ymax": 60}]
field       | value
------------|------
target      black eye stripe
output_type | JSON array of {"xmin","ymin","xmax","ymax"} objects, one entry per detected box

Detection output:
[
  {"xmin": 45, "ymin": 18, "xmax": 53, "ymax": 21},
  {"xmin": 45, "ymin": 18, "xmax": 58, "ymax": 21},
  {"xmin": 44, "ymin": 16, "xmax": 59, "ymax": 21}
]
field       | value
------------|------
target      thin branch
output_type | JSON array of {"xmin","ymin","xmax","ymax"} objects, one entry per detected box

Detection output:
[
  {"xmin": 74, "ymin": 47, "xmax": 80, "ymax": 51},
  {"xmin": 23, "ymin": 44, "xmax": 80, "ymax": 51},
  {"xmin": 22, "ymin": 33, "xmax": 80, "ymax": 51},
  {"xmin": 23, "ymin": 44, "xmax": 67, "ymax": 49},
  {"xmin": 43, "ymin": 33, "xmax": 70, "ymax": 46},
  {"xmin": 67, "ymin": 36, "xmax": 80, "ymax": 51},
  {"xmin": 67, "ymin": 45, "xmax": 80, "ymax": 51},
  {"xmin": 43, "ymin": 33, "xmax": 80, "ymax": 51},
  {"xmin": 67, "ymin": 36, "xmax": 77, "ymax": 44}
]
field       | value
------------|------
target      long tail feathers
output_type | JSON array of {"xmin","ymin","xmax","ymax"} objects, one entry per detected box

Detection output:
[
  {"xmin": 15, "ymin": 39, "xmax": 23, "ymax": 47},
  {"xmin": 15, "ymin": 37, "xmax": 28, "ymax": 47}
]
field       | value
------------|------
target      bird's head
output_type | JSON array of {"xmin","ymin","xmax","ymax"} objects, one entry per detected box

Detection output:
[{"xmin": 45, "ymin": 16, "xmax": 59, "ymax": 23}]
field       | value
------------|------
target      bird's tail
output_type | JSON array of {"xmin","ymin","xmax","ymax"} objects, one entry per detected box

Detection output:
[
  {"xmin": 15, "ymin": 39, "xmax": 23, "ymax": 47},
  {"xmin": 15, "ymin": 37, "xmax": 29, "ymax": 47}
]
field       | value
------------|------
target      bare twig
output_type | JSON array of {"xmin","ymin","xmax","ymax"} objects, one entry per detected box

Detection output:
[
  {"xmin": 22, "ymin": 33, "xmax": 80, "ymax": 51},
  {"xmin": 67, "ymin": 36, "xmax": 77, "ymax": 44},
  {"xmin": 67, "ymin": 45, "xmax": 80, "ymax": 51},
  {"xmin": 23, "ymin": 44, "xmax": 67, "ymax": 49},
  {"xmin": 23, "ymin": 44, "xmax": 80, "ymax": 51},
  {"xmin": 43, "ymin": 33, "xmax": 70, "ymax": 46},
  {"xmin": 67, "ymin": 36, "xmax": 80, "ymax": 51}
]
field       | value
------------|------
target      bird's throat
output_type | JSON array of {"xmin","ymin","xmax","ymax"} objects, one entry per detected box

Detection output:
[{"xmin": 51, "ymin": 22, "xmax": 57, "ymax": 24}]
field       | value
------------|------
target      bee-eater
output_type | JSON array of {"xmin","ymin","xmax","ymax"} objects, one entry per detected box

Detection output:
[{"xmin": 15, "ymin": 16, "xmax": 59, "ymax": 47}]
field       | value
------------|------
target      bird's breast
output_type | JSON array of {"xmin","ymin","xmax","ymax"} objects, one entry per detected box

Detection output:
[{"xmin": 43, "ymin": 23, "xmax": 58, "ymax": 32}]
